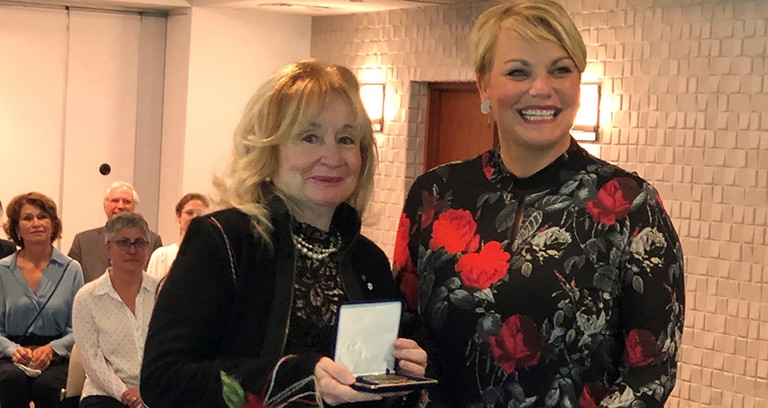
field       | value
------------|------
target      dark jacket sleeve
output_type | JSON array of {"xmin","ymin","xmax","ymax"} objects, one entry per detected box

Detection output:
[{"xmin": 140, "ymin": 215, "xmax": 320, "ymax": 408}]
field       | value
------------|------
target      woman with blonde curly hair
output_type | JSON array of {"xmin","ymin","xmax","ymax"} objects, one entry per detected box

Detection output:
[{"xmin": 141, "ymin": 59, "xmax": 426, "ymax": 408}]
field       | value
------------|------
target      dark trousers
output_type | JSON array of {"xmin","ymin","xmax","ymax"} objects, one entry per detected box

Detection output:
[
  {"xmin": 79, "ymin": 395, "xmax": 130, "ymax": 408},
  {"xmin": 0, "ymin": 357, "xmax": 68, "ymax": 408}
]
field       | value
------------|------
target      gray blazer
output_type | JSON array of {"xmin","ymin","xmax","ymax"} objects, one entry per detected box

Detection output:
[{"xmin": 68, "ymin": 226, "xmax": 162, "ymax": 282}]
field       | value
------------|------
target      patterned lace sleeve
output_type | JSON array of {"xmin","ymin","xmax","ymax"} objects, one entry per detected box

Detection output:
[{"xmin": 599, "ymin": 183, "xmax": 685, "ymax": 408}]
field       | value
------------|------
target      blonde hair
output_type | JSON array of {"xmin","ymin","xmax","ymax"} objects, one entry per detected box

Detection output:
[
  {"xmin": 214, "ymin": 59, "xmax": 377, "ymax": 243},
  {"xmin": 470, "ymin": 0, "xmax": 587, "ymax": 78}
]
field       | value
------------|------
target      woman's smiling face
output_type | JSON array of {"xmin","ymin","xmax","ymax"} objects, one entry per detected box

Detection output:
[
  {"xmin": 272, "ymin": 95, "xmax": 362, "ymax": 228},
  {"xmin": 477, "ymin": 29, "xmax": 581, "ymax": 156}
]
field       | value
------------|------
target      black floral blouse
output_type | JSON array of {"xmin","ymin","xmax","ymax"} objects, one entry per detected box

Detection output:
[{"xmin": 393, "ymin": 139, "xmax": 685, "ymax": 408}]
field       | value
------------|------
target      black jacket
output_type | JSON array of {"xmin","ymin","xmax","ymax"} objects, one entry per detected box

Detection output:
[
  {"xmin": 0, "ymin": 239, "xmax": 15, "ymax": 259},
  {"xmin": 141, "ymin": 199, "xmax": 402, "ymax": 407}
]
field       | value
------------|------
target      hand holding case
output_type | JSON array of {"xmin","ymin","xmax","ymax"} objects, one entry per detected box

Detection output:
[{"xmin": 333, "ymin": 300, "xmax": 437, "ymax": 393}]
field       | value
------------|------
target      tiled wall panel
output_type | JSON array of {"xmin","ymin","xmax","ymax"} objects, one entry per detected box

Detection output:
[{"xmin": 312, "ymin": 0, "xmax": 768, "ymax": 406}]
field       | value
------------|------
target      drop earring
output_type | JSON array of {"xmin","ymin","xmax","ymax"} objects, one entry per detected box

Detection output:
[{"xmin": 480, "ymin": 99, "xmax": 490, "ymax": 114}]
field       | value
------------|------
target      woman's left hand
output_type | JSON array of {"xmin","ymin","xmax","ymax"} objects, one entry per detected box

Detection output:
[
  {"xmin": 393, "ymin": 338, "xmax": 427, "ymax": 377},
  {"xmin": 29, "ymin": 345, "xmax": 54, "ymax": 371}
]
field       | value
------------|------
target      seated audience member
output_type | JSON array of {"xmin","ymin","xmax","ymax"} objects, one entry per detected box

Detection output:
[
  {"xmin": 0, "ymin": 200, "xmax": 16, "ymax": 259},
  {"xmin": 0, "ymin": 192, "xmax": 84, "ymax": 408},
  {"xmin": 146, "ymin": 193, "xmax": 209, "ymax": 280},
  {"xmin": 69, "ymin": 181, "xmax": 162, "ymax": 282},
  {"xmin": 73, "ymin": 213, "xmax": 158, "ymax": 408}
]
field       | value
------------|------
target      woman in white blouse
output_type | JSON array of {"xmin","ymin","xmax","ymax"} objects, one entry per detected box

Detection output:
[
  {"xmin": 73, "ymin": 213, "xmax": 158, "ymax": 408},
  {"xmin": 146, "ymin": 193, "xmax": 209, "ymax": 281}
]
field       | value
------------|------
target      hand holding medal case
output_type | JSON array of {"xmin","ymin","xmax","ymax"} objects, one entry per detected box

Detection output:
[{"xmin": 333, "ymin": 300, "xmax": 437, "ymax": 393}]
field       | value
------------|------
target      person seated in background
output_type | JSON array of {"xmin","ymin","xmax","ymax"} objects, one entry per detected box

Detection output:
[
  {"xmin": 73, "ymin": 213, "xmax": 158, "ymax": 408},
  {"xmin": 0, "ymin": 192, "xmax": 84, "ymax": 408},
  {"xmin": 146, "ymin": 193, "xmax": 209, "ymax": 280},
  {"xmin": 0, "ymin": 200, "xmax": 17, "ymax": 259},
  {"xmin": 140, "ymin": 59, "xmax": 427, "ymax": 408},
  {"xmin": 68, "ymin": 181, "xmax": 162, "ymax": 282}
]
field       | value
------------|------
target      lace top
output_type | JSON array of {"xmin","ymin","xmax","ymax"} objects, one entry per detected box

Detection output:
[{"xmin": 283, "ymin": 221, "xmax": 348, "ymax": 355}]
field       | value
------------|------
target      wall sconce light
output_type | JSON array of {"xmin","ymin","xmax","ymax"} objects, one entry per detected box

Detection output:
[
  {"xmin": 572, "ymin": 83, "xmax": 600, "ymax": 141},
  {"xmin": 360, "ymin": 83, "xmax": 385, "ymax": 132}
]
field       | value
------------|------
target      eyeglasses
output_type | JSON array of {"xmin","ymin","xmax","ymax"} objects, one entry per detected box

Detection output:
[{"xmin": 111, "ymin": 237, "xmax": 149, "ymax": 251}]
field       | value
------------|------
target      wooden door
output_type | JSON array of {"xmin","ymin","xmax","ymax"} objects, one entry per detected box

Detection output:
[{"xmin": 424, "ymin": 82, "xmax": 497, "ymax": 172}]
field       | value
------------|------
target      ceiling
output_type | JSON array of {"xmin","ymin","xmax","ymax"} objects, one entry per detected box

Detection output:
[
  {"xmin": 4, "ymin": 0, "xmax": 473, "ymax": 15},
  {"xmin": 191, "ymin": 0, "xmax": 464, "ymax": 16}
]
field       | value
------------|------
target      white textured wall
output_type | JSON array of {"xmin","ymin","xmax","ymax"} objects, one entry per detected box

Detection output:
[
  {"xmin": 157, "ymin": 8, "xmax": 312, "ymax": 243},
  {"xmin": 311, "ymin": 0, "xmax": 768, "ymax": 407}
]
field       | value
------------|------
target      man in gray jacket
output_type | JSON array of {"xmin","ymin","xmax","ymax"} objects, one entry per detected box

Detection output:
[{"xmin": 68, "ymin": 181, "xmax": 162, "ymax": 282}]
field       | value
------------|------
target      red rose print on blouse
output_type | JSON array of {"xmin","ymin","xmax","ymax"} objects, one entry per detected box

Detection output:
[
  {"xmin": 585, "ymin": 177, "xmax": 642, "ymax": 226},
  {"xmin": 429, "ymin": 209, "xmax": 480, "ymax": 254},
  {"xmin": 455, "ymin": 241, "xmax": 510, "ymax": 290},
  {"xmin": 579, "ymin": 381, "xmax": 608, "ymax": 408},
  {"xmin": 421, "ymin": 190, "xmax": 449, "ymax": 229},
  {"xmin": 393, "ymin": 212, "xmax": 411, "ymax": 270},
  {"xmin": 482, "ymin": 151, "xmax": 493, "ymax": 180},
  {"xmin": 488, "ymin": 315, "xmax": 544, "ymax": 374},
  {"xmin": 399, "ymin": 265, "xmax": 418, "ymax": 311},
  {"xmin": 623, "ymin": 329, "xmax": 661, "ymax": 367}
]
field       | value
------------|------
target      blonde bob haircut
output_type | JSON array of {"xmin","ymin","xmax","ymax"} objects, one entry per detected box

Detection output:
[
  {"xmin": 214, "ymin": 59, "xmax": 377, "ymax": 242},
  {"xmin": 470, "ymin": 0, "xmax": 587, "ymax": 78}
]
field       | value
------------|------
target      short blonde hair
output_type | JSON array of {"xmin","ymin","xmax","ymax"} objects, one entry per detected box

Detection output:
[
  {"xmin": 470, "ymin": 0, "xmax": 587, "ymax": 78},
  {"xmin": 214, "ymin": 59, "xmax": 377, "ymax": 242}
]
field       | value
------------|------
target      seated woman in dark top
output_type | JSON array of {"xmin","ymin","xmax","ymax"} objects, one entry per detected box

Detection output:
[{"xmin": 140, "ymin": 59, "xmax": 427, "ymax": 408}]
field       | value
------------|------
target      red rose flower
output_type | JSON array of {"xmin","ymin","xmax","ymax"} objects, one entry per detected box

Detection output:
[
  {"xmin": 420, "ymin": 190, "xmax": 449, "ymax": 229},
  {"xmin": 429, "ymin": 209, "xmax": 480, "ymax": 254},
  {"xmin": 242, "ymin": 393, "xmax": 265, "ymax": 408},
  {"xmin": 482, "ymin": 152, "xmax": 493, "ymax": 179},
  {"xmin": 393, "ymin": 213, "xmax": 412, "ymax": 270},
  {"xmin": 488, "ymin": 315, "xmax": 544, "ymax": 374},
  {"xmin": 579, "ymin": 381, "xmax": 608, "ymax": 408},
  {"xmin": 455, "ymin": 241, "xmax": 510, "ymax": 289},
  {"xmin": 585, "ymin": 177, "xmax": 642, "ymax": 226},
  {"xmin": 399, "ymin": 264, "xmax": 418, "ymax": 311},
  {"xmin": 623, "ymin": 329, "xmax": 661, "ymax": 367}
]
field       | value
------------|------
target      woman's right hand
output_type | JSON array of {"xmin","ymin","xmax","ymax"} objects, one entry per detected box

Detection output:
[
  {"xmin": 121, "ymin": 387, "xmax": 145, "ymax": 408},
  {"xmin": 12, "ymin": 346, "xmax": 33, "ymax": 366},
  {"xmin": 314, "ymin": 357, "xmax": 382, "ymax": 406}
]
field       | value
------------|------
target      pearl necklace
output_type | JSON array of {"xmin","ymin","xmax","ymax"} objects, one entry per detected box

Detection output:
[{"xmin": 291, "ymin": 231, "xmax": 341, "ymax": 260}]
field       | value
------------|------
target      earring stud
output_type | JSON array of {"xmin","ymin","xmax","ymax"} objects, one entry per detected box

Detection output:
[{"xmin": 480, "ymin": 99, "xmax": 490, "ymax": 114}]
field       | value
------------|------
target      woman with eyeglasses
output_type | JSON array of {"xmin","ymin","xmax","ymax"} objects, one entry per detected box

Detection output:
[
  {"xmin": 72, "ymin": 212, "xmax": 158, "ymax": 408},
  {"xmin": 0, "ymin": 192, "xmax": 84, "ymax": 408}
]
